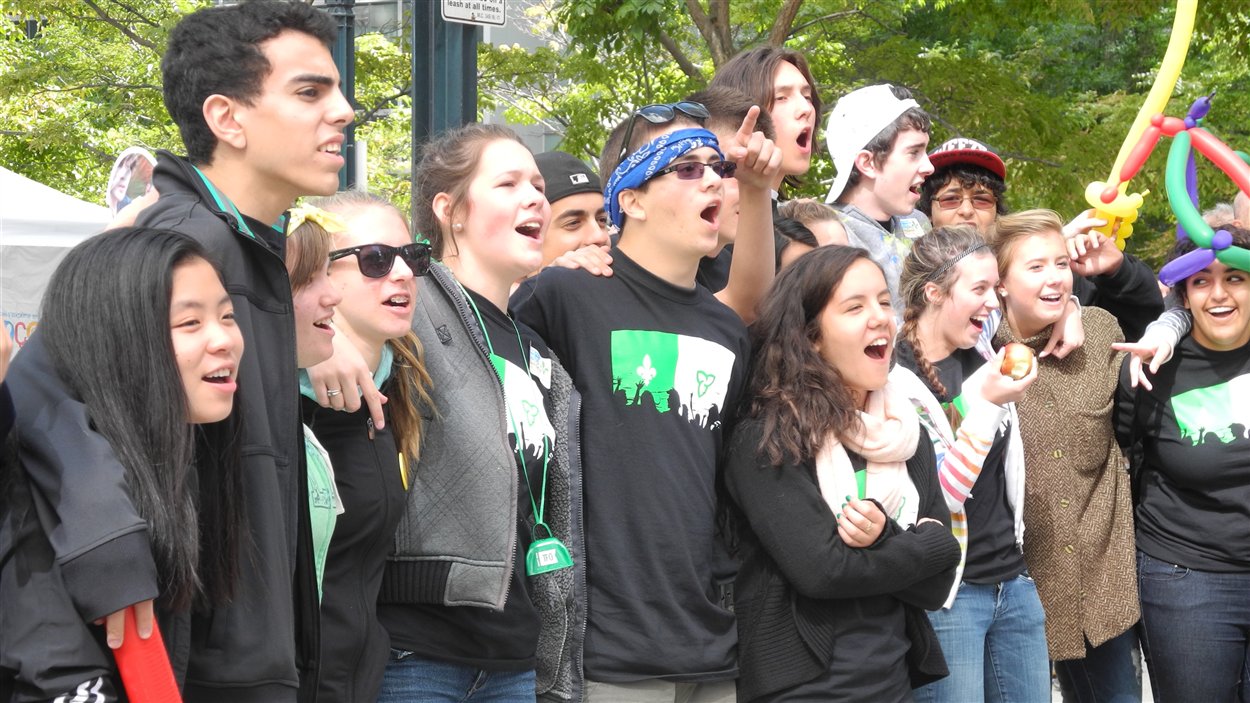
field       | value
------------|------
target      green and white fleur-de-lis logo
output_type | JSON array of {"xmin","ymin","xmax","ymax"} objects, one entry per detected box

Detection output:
[
  {"xmin": 636, "ymin": 354, "xmax": 657, "ymax": 387},
  {"xmin": 696, "ymin": 370, "xmax": 715, "ymax": 397},
  {"xmin": 521, "ymin": 400, "xmax": 539, "ymax": 426}
]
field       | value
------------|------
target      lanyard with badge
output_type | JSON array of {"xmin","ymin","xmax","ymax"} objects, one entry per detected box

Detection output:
[{"xmin": 460, "ymin": 284, "xmax": 573, "ymax": 576}]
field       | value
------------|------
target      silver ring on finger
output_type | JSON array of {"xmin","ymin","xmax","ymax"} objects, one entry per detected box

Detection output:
[{"xmin": 326, "ymin": 389, "xmax": 342, "ymax": 397}]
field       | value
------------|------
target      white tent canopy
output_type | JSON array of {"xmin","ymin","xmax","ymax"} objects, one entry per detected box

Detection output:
[
  {"xmin": 1, "ymin": 166, "xmax": 109, "ymax": 245},
  {"xmin": 1, "ymin": 166, "xmax": 110, "ymax": 349}
]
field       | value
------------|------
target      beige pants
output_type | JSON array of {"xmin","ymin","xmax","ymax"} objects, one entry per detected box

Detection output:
[{"xmin": 584, "ymin": 678, "xmax": 737, "ymax": 703}]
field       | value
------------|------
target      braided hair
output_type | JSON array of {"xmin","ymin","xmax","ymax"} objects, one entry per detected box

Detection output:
[{"xmin": 898, "ymin": 225, "xmax": 991, "ymax": 399}]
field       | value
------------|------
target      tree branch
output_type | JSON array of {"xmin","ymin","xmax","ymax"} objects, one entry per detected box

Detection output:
[
  {"xmin": 657, "ymin": 30, "xmax": 702, "ymax": 80},
  {"xmin": 358, "ymin": 88, "xmax": 411, "ymax": 124},
  {"xmin": 106, "ymin": 0, "xmax": 161, "ymax": 28},
  {"xmin": 996, "ymin": 151, "xmax": 1064, "ymax": 169},
  {"xmin": 685, "ymin": 0, "xmax": 729, "ymax": 67},
  {"xmin": 768, "ymin": 0, "xmax": 805, "ymax": 46},
  {"xmin": 37, "ymin": 83, "xmax": 162, "ymax": 93},
  {"xmin": 923, "ymin": 103, "xmax": 1064, "ymax": 170},
  {"xmin": 710, "ymin": 0, "xmax": 733, "ymax": 61},
  {"xmin": 81, "ymin": 0, "xmax": 159, "ymax": 51},
  {"xmin": 787, "ymin": 9, "xmax": 859, "ymax": 38}
]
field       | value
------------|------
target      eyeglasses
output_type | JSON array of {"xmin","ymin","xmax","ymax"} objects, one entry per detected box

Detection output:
[
  {"xmin": 933, "ymin": 192, "xmax": 998, "ymax": 211},
  {"xmin": 328, "ymin": 242, "xmax": 431, "ymax": 278},
  {"xmin": 651, "ymin": 160, "xmax": 737, "ymax": 181},
  {"xmin": 617, "ymin": 101, "xmax": 711, "ymax": 161}
]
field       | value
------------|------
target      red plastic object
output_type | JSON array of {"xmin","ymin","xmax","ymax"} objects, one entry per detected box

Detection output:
[{"xmin": 113, "ymin": 606, "xmax": 183, "ymax": 702}]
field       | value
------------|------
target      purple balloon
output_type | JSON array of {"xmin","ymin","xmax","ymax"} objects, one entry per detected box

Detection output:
[
  {"xmin": 1212, "ymin": 229, "xmax": 1233, "ymax": 250},
  {"xmin": 1159, "ymin": 248, "xmax": 1216, "ymax": 287}
]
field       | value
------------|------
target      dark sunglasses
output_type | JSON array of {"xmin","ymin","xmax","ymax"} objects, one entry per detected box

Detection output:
[
  {"xmin": 617, "ymin": 101, "xmax": 711, "ymax": 161},
  {"xmin": 651, "ymin": 160, "xmax": 737, "ymax": 181},
  {"xmin": 328, "ymin": 242, "xmax": 431, "ymax": 278},
  {"xmin": 933, "ymin": 192, "xmax": 997, "ymax": 211}
]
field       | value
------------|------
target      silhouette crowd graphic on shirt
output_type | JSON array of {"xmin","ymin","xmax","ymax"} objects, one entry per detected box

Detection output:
[
  {"xmin": 1170, "ymin": 374, "xmax": 1250, "ymax": 445},
  {"xmin": 608, "ymin": 330, "xmax": 736, "ymax": 431}
]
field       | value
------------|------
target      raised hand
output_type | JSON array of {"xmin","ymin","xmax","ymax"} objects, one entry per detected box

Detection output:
[{"xmin": 722, "ymin": 105, "xmax": 782, "ymax": 192}]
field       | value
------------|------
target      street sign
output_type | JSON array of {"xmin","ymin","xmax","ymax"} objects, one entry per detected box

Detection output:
[{"xmin": 441, "ymin": 0, "xmax": 505, "ymax": 27}]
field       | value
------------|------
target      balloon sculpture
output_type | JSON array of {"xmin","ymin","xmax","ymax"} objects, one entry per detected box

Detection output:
[
  {"xmin": 1122, "ymin": 96, "xmax": 1250, "ymax": 285},
  {"xmin": 1083, "ymin": 0, "xmax": 1198, "ymax": 250}
]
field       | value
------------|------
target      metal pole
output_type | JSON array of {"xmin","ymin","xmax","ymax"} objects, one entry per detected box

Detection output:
[
  {"xmin": 326, "ymin": 0, "xmax": 357, "ymax": 191},
  {"xmin": 410, "ymin": 1, "xmax": 480, "ymax": 230}
]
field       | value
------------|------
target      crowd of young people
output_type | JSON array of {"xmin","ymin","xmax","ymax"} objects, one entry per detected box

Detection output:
[{"xmin": 1, "ymin": 2, "xmax": 1248, "ymax": 703}]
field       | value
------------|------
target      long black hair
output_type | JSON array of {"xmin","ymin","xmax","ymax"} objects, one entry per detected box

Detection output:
[{"xmin": 38, "ymin": 227, "xmax": 245, "ymax": 610}]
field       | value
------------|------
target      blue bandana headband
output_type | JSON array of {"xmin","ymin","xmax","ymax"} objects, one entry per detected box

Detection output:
[{"xmin": 604, "ymin": 127, "xmax": 724, "ymax": 229}]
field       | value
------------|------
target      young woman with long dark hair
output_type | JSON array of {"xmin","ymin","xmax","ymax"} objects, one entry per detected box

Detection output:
[
  {"xmin": 725, "ymin": 245, "xmax": 960, "ymax": 702},
  {"xmin": 1, "ymin": 227, "xmax": 245, "ymax": 701}
]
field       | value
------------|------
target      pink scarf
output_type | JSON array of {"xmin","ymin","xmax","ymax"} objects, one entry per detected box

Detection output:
[{"xmin": 815, "ymin": 381, "xmax": 921, "ymax": 527}]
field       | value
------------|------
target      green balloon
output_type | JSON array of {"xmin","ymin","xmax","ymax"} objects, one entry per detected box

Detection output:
[
  {"xmin": 1167, "ymin": 131, "xmax": 1213, "ymax": 248},
  {"xmin": 1217, "ymin": 246, "xmax": 1250, "ymax": 272}
]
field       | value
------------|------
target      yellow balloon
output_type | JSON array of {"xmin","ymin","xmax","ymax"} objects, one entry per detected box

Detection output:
[
  {"xmin": 1106, "ymin": 0, "xmax": 1198, "ymax": 183},
  {"xmin": 1083, "ymin": 181, "xmax": 1144, "ymax": 251}
]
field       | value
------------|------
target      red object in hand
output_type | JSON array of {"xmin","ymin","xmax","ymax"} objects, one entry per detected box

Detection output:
[
  {"xmin": 1000, "ymin": 343, "xmax": 1036, "ymax": 381},
  {"xmin": 113, "ymin": 606, "xmax": 182, "ymax": 702}
]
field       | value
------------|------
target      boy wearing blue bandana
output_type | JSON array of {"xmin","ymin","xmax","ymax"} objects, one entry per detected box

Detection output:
[{"xmin": 513, "ymin": 107, "xmax": 779, "ymax": 701}]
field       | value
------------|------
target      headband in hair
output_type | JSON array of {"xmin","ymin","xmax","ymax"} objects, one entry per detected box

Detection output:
[
  {"xmin": 286, "ymin": 205, "xmax": 348, "ymax": 238},
  {"xmin": 604, "ymin": 127, "xmax": 723, "ymax": 229},
  {"xmin": 926, "ymin": 242, "xmax": 990, "ymax": 283}
]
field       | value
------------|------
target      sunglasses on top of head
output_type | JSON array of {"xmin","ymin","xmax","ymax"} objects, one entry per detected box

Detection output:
[
  {"xmin": 329, "ymin": 242, "xmax": 432, "ymax": 278},
  {"xmin": 617, "ymin": 101, "xmax": 711, "ymax": 161}
]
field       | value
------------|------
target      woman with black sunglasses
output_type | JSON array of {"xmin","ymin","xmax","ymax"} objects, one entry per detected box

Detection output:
[{"xmin": 294, "ymin": 193, "xmax": 434, "ymax": 703}]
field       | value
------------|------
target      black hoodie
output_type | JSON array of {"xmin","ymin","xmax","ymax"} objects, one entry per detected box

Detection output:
[{"xmin": 0, "ymin": 152, "xmax": 317, "ymax": 703}]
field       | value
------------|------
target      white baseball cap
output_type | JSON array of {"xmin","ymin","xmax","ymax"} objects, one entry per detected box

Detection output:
[{"xmin": 824, "ymin": 84, "xmax": 920, "ymax": 204}]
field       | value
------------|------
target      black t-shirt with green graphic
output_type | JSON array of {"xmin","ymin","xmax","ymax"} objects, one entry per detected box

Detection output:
[
  {"xmin": 383, "ymin": 290, "xmax": 551, "ymax": 670},
  {"xmin": 513, "ymin": 249, "xmax": 749, "ymax": 683},
  {"xmin": 897, "ymin": 341, "xmax": 1025, "ymax": 584},
  {"xmin": 1116, "ymin": 335, "xmax": 1250, "ymax": 572}
]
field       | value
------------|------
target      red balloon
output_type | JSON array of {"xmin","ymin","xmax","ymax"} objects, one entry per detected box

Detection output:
[
  {"xmin": 1190, "ymin": 128, "xmax": 1250, "ymax": 197},
  {"xmin": 1120, "ymin": 125, "xmax": 1163, "ymax": 183}
]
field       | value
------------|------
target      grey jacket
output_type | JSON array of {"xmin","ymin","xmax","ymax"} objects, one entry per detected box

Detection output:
[
  {"xmin": 379, "ymin": 263, "xmax": 586, "ymax": 701},
  {"xmin": 834, "ymin": 204, "xmax": 931, "ymax": 319}
]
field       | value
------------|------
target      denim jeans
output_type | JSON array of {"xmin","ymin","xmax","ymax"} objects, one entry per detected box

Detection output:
[
  {"xmin": 377, "ymin": 650, "xmax": 536, "ymax": 703},
  {"xmin": 913, "ymin": 573, "xmax": 1050, "ymax": 703},
  {"xmin": 1137, "ymin": 550, "xmax": 1250, "ymax": 702},
  {"xmin": 1053, "ymin": 627, "xmax": 1140, "ymax": 703}
]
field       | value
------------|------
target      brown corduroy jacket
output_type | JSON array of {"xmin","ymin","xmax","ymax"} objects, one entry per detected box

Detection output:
[{"xmin": 996, "ymin": 306, "xmax": 1138, "ymax": 661}]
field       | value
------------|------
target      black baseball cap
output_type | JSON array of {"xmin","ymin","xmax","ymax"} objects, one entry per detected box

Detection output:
[{"xmin": 535, "ymin": 151, "xmax": 602, "ymax": 204}]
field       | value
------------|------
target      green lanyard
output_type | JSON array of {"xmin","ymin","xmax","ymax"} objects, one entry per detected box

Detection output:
[
  {"xmin": 459, "ymin": 283, "xmax": 571, "ymax": 575},
  {"xmin": 191, "ymin": 165, "xmax": 285, "ymax": 240},
  {"xmin": 458, "ymin": 283, "xmax": 552, "ymax": 537}
]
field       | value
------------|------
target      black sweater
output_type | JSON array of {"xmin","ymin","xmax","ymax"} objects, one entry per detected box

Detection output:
[
  {"xmin": 725, "ymin": 420, "xmax": 960, "ymax": 702},
  {"xmin": 302, "ymin": 381, "xmax": 406, "ymax": 703},
  {"xmin": 1072, "ymin": 252, "xmax": 1163, "ymax": 343}
]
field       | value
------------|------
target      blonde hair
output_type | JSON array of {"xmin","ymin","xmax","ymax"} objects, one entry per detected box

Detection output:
[
  {"xmin": 285, "ymin": 218, "xmax": 335, "ymax": 292},
  {"xmin": 305, "ymin": 192, "xmax": 434, "ymax": 474},
  {"xmin": 778, "ymin": 198, "xmax": 839, "ymax": 228},
  {"xmin": 988, "ymin": 208, "xmax": 1066, "ymax": 281}
]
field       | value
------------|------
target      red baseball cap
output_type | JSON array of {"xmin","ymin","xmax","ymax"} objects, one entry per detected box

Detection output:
[{"xmin": 928, "ymin": 138, "xmax": 1006, "ymax": 182}]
